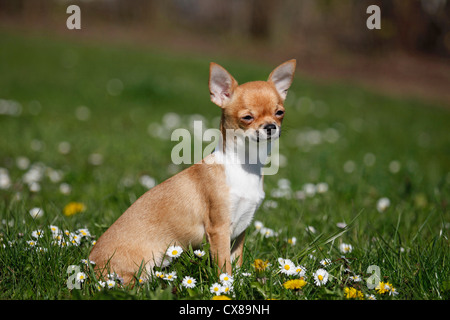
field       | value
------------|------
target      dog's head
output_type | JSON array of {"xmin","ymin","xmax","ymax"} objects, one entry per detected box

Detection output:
[{"xmin": 209, "ymin": 60, "xmax": 296, "ymax": 142}]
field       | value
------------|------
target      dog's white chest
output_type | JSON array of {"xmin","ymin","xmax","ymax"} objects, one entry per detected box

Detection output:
[{"xmin": 223, "ymin": 162, "xmax": 265, "ymax": 240}]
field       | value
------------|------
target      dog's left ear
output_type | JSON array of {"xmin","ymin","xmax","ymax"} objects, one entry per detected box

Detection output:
[{"xmin": 268, "ymin": 59, "xmax": 296, "ymax": 101}]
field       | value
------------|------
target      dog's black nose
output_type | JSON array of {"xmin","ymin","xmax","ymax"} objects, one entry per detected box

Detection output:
[{"xmin": 264, "ymin": 123, "xmax": 277, "ymax": 135}]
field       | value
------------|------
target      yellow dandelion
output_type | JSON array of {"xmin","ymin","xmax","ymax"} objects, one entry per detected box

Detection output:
[
  {"xmin": 283, "ymin": 278, "xmax": 307, "ymax": 290},
  {"xmin": 344, "ymin": 287, "xmax": 364, "ymax": 299},
  {"xmin": 375, "ymin": 281, "xmax": 391, "ymax": 295},
  {"xmin": 63, "ymin": 202, "xmax": 86, "ymax": 217},
  {"xmin": 212, "ymin": 295, "xmax": 231, "ymax": 300},
  {"xmin": 253, "ymin": 259, "xmax": 270, "ymax": 272}
]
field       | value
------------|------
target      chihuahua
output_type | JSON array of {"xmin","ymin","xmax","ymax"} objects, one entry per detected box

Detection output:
[{"xmin": 89, "ymin": 59, "xmax": 296, "ymax": 284}]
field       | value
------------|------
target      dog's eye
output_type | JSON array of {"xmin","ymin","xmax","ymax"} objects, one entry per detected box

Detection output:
[
  {"xmin": 275, "ymin": 110, "xmax": 284, "ymax": 117},
  {"xmin": 242, "ymin": 115, "xmax": 254, "ymax": 122}
]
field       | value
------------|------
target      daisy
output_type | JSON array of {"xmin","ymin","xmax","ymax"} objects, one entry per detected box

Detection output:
[
  {"xmin": 339, "ymin": 243, "xmax": 353, "ymax": 254},
  {"xmin": 376, "ymin": 197, "xmax": 390, "ymax": 213},
  {"xmin": 210, "ymin": 282, "xmax": 223, "ymax": 296},
  {"xmin": 77, "ymin": 228, "xmax": 90, "ymax": 237},
  {"xmin": 349, "ymin": 275, "xmax": 362, "ymax": 282},
  {"xmin": 27, "ymin": 240, "xmax": 36, "ymax": 247},
  {"xmin": 106, "ymin": 279, "xmax": 116, "ymax": 289},
  {"xmin": 166, "ymin": 245, "xmax": 183, "ymax": 258},
  {"xmin": 31, "ymin": 229, "xmax": 44, "ymax": 239},
  {"xmin": 194, "ymin": 249, "xmax": 205, "ymax": 258},
  {"xmin": 313, "ymin": 269, "xmax": 329, "ymax": 286},
  {"xmin": 29, "ymin": 207, "xmax": 44, "ymax": 219},
  {"xmin": 182, "ymin": 276, "xmax": 197, "ymax": 289},
  {"xmin": 155, "ymin": 271, "xmax": 165, "ymax": 279},
  {"xmin": 287, "ymin": 237, "xmax": 297, "ymax": 246},
  {"xmin": 294, "ymin": 265, "xmax": 306, "ymax": 277},
  {"xmin": 97, "ymin": 281, "xmax": 106, "ymax": 291},
  {"xmin": 164, "ymin": 271, "xmax": 177, "ymax": 281},
  {"xmin": 320, "ymin": 258, "xmax": 332, "ymax": 267},
  {"xmin": 278, "ymin": 258, "xmax": 296, "ymax": 275},
  {"xmin": 49, "ymin": 225, "xmax": 59, "ymax": 234},
  {"xmin": 254, "ymin": 220, "xmax": 264, "ymax": 231},
  {"xmin": 76, "ymin": 272, "xmax": 87, "ymax": 283},
  {"xmin": 219, "ymin": 273, "xmax": 233, "ymax": 286},
  {"xmin": 366, "ymin": 294, "xmax": 377, "ymax": 300},
  {"xmin": 222, "ymin": 284, "xmax": 233, "ymax": 295}
]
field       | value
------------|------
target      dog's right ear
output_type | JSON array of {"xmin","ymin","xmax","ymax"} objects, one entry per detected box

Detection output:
[{"xmin": 209, "ymin": 63, "xmax": 238, "ymax": 108}]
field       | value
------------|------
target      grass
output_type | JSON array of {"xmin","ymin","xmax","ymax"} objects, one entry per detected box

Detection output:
[{"xmin": 0, "ymin": 31, "xmax": 449, "ymax": 300}]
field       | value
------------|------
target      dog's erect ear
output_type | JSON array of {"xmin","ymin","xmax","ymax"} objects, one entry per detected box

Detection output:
[
  {"xmin": 209, "ymin": 63, "xmax": 238, "ymax": 108},
  {"xmin": 268, "ymin": 59, "xmax": 296, "ymax": 101}
]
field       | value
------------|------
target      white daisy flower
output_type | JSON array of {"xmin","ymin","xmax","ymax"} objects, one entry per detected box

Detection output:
[
  {"xmin": 339, "ymin": 243, "xmax": 353, "ymax": 254},
  {"xmin": 278, "ymin": 258, "xmax": 296, "ymax": 275},
  {"xmin": 219, "ymin": 273, "xmax": 233, "ymax": 286},
  {"xmin": 106, "ymin": 279, "xmax": 115, "ymax": 289},
  {"xmin": 97, "ymin": 281, "xmax": 106, "ymax": 291},
  {"xmin": 210, "ymin": 282, "xmax": 223, "ymax": 296},
  {"xmin": 194, "ymin": 249, "xmax": 205, "ymax": 258},
  {"xmin": 182, "ymin": 276, "xmax": 197, "ymax": 289},
  {"xmin": 49, "ymin": 225, "xmax": 59, "ymax": 234},
  {"xmin": 155, "ymin": 271, "xmax": 165, "ymax": 279},
  {"xmin": 166, "ymin": 245, "xmax": 183, "ymax": 258},
  {"xmin": 77, "ymin": 228, "xmax": 91, "ymax": 237},
  {"xmin": 294, "ymin": 265, "xmax": 307, "ymax": 277},
  {"xmin": 320, "ymin": 258, "xmax": 332, "ymax": 267},
  {"xmin": 377, "ymin": 197, "xmax": 391, "ymax": 213},
  {"xmin": 222, "ymin": 284, "xmax": 233, "ymax": 295},
  {"xmin": 254, "ymin": 220, "xmax": 264, "ymax": 231},
  {"xmin": 27, "ymin": 240, "xmax": 37, "ymax": 247},
  {"xmin": 164, "ymin": 271, "xmax": 177, "ymax": 281},
  {"xmin": 286, "ymin": 237, "xmax": 297, "ymax": 246},
  {"xmin": 29, "ymin": 207, "xmax": 44, "ymax": 219},
  {"xmin": 31, "ymin": 229, "xmax": 44, "ymax": 239},
  {"xmin": 313, "ymin": 268, "xmax": 329, "ymax": 286},
  {"xmin": 76, "ymin": 272, "xmax": 87, "ymax": 283},
  {"xmin": 350, "ymin": 275, "xmax": 362, "ymax": 282}
]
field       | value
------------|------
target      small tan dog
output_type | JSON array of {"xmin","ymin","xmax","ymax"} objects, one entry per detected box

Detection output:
[{"xmin": 89, "ymin": 59, "xmax": 296, "ymax": 284}]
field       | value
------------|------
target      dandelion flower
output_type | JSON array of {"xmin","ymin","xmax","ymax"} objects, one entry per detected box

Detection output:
[
  {"xmin": 210, "ymin": 283, "xmax": 223, "ymax": 296},
  {"xmin": 219, "ymin": 273, "xmax": 233, "ymax": 286},
  {"xmin": 253, "ymin": 259, "xmax": 271, "ymax": 272},
  {"xmin": 313, "ymin": 269, "xmax": 329, "ymax": 286},
  {"xmin": 283, "ymin": 278, "xmax": 307, "ymax": 290},
  {"xmin": 182, "ymin": 276, "xmax": 197, "ymax": 289},
  {"xmin": 166, "ymin": 245, "xmax": 183, "ymax": 258},
  {"xmin": 375, "ymin": 281, "xmax": 391, "ymax": 294},
  {"xmin": 339, "ymin": 243, "xmax": 353, "ymax": 254},
  {"xmin": 344, "ymin": 287, "xmax": 364, "ymax": 299},
  {"xmin": 63, "ymin": 202, "xmax": 86, "ymax": 217},
  {"xmin": 278, "ymin": 258, "xmax": 296, "ymax": 275},
  {"xmin": 212, "ymin": 295, "xmax": 231, "ymax": 300},
  {"xmin": 194, "ymin": 249, "xmax": 205, "ymax": 258}
]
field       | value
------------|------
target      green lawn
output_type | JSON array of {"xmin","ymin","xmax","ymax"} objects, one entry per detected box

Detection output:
[{"xmin": 0, "ymin": 32, "xmax": 449, "ymax": 300}]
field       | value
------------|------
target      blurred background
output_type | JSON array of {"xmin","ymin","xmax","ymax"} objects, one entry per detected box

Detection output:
[{"xmin": 1, "ymin": 0, "xmax": 450, "ymax": 105}]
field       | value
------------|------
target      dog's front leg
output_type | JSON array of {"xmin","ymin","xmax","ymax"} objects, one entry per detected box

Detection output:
[{"xmin": 206, "ymin": 225, "xmax": 232, "ymax": 275}]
